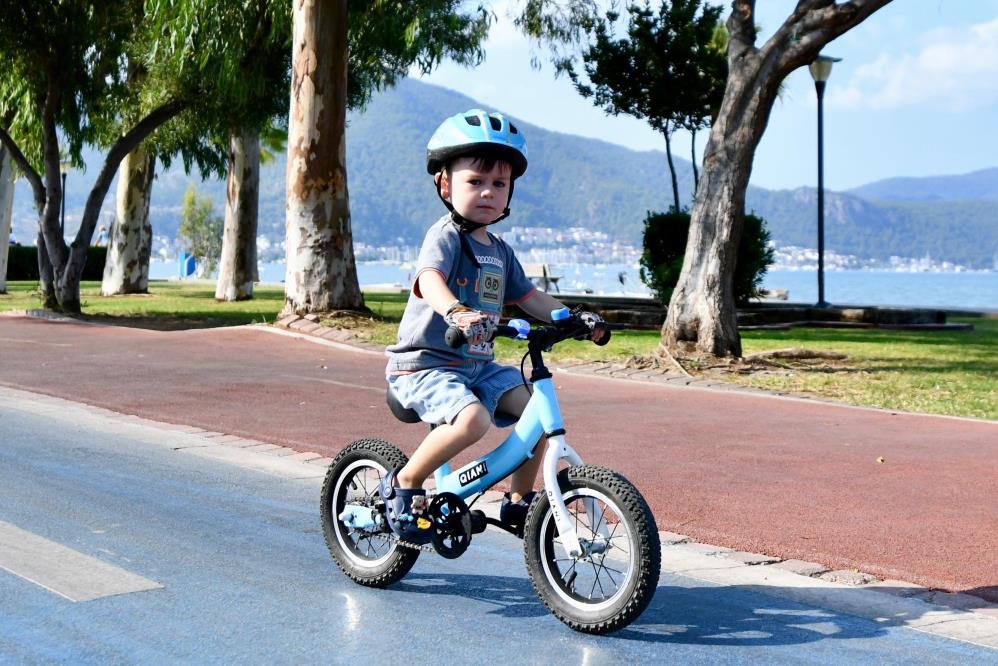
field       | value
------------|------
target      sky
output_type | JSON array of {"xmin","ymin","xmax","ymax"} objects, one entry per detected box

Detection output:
[{"xmin": 413, "ymin": 1, "xmax": 998, "ymax": 192}]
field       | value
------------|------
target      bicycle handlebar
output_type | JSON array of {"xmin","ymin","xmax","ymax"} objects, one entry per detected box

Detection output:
[{"xmin": 444, "ymin": 319, "xmax": 623, "ymax": 349}]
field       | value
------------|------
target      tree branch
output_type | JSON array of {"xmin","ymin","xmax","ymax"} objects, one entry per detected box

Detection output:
[
  {"xmin": 0, "ymin": 126, "xmax": 44, "ymax": 210},
  {"xmin": 726, "ymin": 1, "xmax": 759, "ymax": 62},
  {"xmin": 775, "ymin": 0, "xmax": 895, "ymax": 76}
]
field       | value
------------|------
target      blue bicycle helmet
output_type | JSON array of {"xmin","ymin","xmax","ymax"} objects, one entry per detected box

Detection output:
[{"xmin": 426, "ymin": 109, "xmax": 528, "ymax": 178}]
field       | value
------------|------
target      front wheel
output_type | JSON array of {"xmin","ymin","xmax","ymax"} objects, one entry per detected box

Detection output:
[
  {"xmin": 523, "ymin": 465, "xmax": 660, "ymax": 634},
  {"xmin": 320, "ymin": 439, "xmax": 419, "ymax": 587}
]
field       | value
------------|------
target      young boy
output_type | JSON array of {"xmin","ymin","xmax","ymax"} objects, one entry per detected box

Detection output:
[{"xmin": 381, "ymin": 109, "xmax": 605, "ymax": 544}]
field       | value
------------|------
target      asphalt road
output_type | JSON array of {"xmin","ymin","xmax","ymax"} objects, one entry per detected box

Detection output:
[
  {"xmin": 1, "ymin": 316, "xmax": 996, "ymax": 603},
  {"xmin": 2, "ymin": 398, "xmax": 994, "ymax": 663}
]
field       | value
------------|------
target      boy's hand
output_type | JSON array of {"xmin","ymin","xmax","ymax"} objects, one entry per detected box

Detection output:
[
  {"xmin": 445, "ymin": 302, "xmax": 496, "ymax": 346},
  {"xmin": 577, "ymin": 311, "xmax": 610, "ymax": 346}
]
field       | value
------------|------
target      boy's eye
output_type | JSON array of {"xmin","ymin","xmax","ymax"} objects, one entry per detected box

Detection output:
[
  {"xmin": 493, "ymin": 180, "xmax": 507, "ymax": 188},
  {"xmin": 468, "ymin": 178, "xmax": 482, "ymax": 185}
]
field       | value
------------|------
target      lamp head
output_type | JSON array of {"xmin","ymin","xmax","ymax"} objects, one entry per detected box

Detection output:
[{"xmin": 809, "ymin": 54, "xmax": 842, "ymax": 83}]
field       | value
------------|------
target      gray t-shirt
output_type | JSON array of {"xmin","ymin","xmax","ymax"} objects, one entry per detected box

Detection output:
[{"xmin": 386, "ymin": 216, "xmax": 536, "ymax": 372}]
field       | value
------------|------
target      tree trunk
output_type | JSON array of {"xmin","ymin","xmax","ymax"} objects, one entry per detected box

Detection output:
[
  {"xmin": 663, "ymin": 123, "xmax": 680, "ymax": 213},
  {"xmin": 283, "ymin": 0, "xmax": 364, "ymax": 316},
  {"xmin": 658, "ymin": 0, "xmax": 893, "ymax": 359},
  {"xmin": 0, "ymin": 145, "xmax": 13, "ymax": 293},
  {"xmin": 101, "ymin": 144, "xmax": 155, "ymax": 295},
  {"xmin": 216, "ymin": 127, "xmax": 260, "ymax": 301},
  {"xmin": 690, "ymin": 129, "xmax": 699, "ymax": 194}
]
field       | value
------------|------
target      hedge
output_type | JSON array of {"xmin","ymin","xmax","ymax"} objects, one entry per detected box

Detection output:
[
  {"xmin": 4, "ymin": 246, "xmax": 107, "ymax": 281},
  {"xmin": 639, "ymin": 210, "xmax": 775, "ymax": 306}
]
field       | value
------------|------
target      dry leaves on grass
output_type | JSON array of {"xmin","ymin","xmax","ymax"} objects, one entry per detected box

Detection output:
[{"xmin": 622, "ymin": 347, "xmax": 853, "ymax": 377}]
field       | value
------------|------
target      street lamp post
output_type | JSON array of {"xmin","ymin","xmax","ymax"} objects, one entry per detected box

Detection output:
[
  {"xmin": 809, "ymin": 54, "xmax": 841, "ymax": 308},
  {"xmin": 59, "ymin": 158, "xmax": 71, "ymax": 237}
]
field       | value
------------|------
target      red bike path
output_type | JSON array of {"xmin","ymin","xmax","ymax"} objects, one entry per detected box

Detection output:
[{"xmin": 2, "ymin": 315, "xmax": 996, "ymax": 602}]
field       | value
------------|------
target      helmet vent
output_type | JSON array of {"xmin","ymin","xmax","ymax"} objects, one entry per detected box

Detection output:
[
  {"xmin": 464, "ymin": 115, "xmax": 482, "ymax": 126},
  {"xmin": 488, "ymin": 115, "xmax": 502, "ymax": 131},
  {"xmin": 510, "ymin": 123, "xmax": 519, "ymax": 134}
]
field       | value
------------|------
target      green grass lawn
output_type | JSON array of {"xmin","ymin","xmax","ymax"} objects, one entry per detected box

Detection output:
[{"xmin": 3, "ymin": 280, "xmax": 994, "ymax": 420}]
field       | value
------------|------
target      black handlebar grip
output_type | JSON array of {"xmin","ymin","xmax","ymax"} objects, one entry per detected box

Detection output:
[
  {"xmin": 444, "ymin": 326, "xmax": 466, "ymax": 348},
  {"xmin": 594, "ymin": 326, "xmax": 611, "ymax": 346}
]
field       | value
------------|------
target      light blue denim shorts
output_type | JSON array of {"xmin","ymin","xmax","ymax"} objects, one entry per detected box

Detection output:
[{"xmin": 388, "ymin": 361, "xmax": 527, "ymax": 427}]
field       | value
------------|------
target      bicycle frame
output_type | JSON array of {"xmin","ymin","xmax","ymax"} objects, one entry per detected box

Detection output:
[{"xmin": 432, "ymin": 375, "xmax": 592, "ymax": 558}]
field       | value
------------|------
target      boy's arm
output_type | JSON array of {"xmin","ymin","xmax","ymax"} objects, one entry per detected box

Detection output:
[
  {"xmin": 517, "ymin": 289, "xmax": 567, "ymax": 323},
  {"xmin": 416, "ymin": 270, "xmax": 461, "ymax": 316},
  {"xmin": 518, "ymin": 290, "xmax": 609, "ymax": 344}
]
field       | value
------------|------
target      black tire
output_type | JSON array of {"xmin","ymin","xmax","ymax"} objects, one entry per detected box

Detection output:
[
  {"xmin": 523, "ymin": 465, "xmax": 660, "ymax": 634},
  {"xmin": 320, "ymin": 439, "xmax": 419, "ymax": 587}
]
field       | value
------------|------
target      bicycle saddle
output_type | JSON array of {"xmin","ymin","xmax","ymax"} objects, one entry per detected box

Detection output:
[{"xmin": 386, "ymin": 387, "xmax": 423, "ymax": 423}]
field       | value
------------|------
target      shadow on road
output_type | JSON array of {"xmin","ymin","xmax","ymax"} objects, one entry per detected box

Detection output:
[{"xmin": 395, "ymin": 573, "xmax": 929, "ymax": 646}]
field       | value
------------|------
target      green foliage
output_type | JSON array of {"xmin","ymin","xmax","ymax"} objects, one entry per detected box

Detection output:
[
  {"xmin": 529, "ymin": 0, "xmax": 726, "ymax": 211},
  {"xmin": 640, "ymin": 209, "xmax": 774, "ymax": 305},
  {"xmin": 5, "ymin": 246, "xmax": 107, "ymax": 281},
  {"xmin": 347, "ymin": 1, "xmax": 493, "ymax": 110},
  {"xmin": 177, "ymin": 184, "xmax": 223, "ymax": 276}
]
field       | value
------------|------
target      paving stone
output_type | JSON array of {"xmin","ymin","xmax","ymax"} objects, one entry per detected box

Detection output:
[
  {"xmin": 724, "ymin": 551, "xmax": 782, "ymax": 565},
  {"xmin": 917, "ymin": 590, "xmax": 998, "ymax": 614},
  {"xmin": 307, "ymin": 457, "xmax": 334, "ymax": 468},
  {"xmin": 288, "ymin": 319, "xmax": 312, "ymax": 330},
  {"xmin": 243, "ymin": 443, "xmax": 281, "ymax": 452},
  {"xmin": 659, "ymin": 531, "xmax": 692, "ymax": 545},
  {"xmin": 203, "ymin": 434, "xmax": 243, "ymax": 443},
  {"xmin": 682, "ymin": 542, "xmax": 735, "ymax": 556},
  {"xmin": 276, "ymin": 315, "xmax": 299, "ymax": 328},
  {"xmin": 288, "ymin": 451, "xmax": 322, "ymax": 462},
  {"xmin": 267, "ymin": 447, "xmax": 298, "ymax": 457},
  {"xmin": 767, "ymin": 559, "xmax": 830, "ymax": 577},
  {"xmin": 295, "ymin": 322, "xmax": 322, "ymax": 335},
  {"xmin": 226, "ymin": 438, "xmax": 267, "ymax": 448},
  {"xmin": 303, "ymin": 314, "xmax": 320, "ymax": 322},
  {"xmin": 864, "ymin": 579, "xmax": 929, "ymax": 598},
  {"xmin": 818, "ymin": 569, "xmax": 878, "ymax": 586}
]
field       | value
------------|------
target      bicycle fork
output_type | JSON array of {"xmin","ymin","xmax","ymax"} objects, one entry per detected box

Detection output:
[{"xmin": 543, "ymin": 434, "xmax": 607, "ymax": 558}]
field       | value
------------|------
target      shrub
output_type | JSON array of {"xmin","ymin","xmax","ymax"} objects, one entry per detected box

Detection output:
[
  {"xmin": 639, "ymin": 209, "xmax": 774, "ymax": 306},
  {"xmin": 4, "ymin": 246, "xmax": 107, "ymax": 281}
]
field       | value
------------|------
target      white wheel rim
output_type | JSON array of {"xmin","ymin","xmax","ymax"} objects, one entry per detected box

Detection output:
[
  {"xmin": 332, "ymin": 459, "xmax": 396, "ymax": 568},
  {"xmin": 538, "ymin": 488, "xmax": 637, "ymax": 613}
]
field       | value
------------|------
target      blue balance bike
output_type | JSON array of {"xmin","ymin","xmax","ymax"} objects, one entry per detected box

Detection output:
[{"xmin": 320, "ymin": 309, "xmax": 661, "ymax": 634}]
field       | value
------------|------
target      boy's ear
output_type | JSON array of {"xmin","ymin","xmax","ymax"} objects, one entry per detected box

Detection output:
[{"xmin": 436, "ymin": 170, "xmax": 450, "ymax": 199}]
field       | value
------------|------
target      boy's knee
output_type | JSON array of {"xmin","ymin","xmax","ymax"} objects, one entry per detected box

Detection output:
[{"xmin": 453, "ymin": 402, "xmax": 491, "ymax": 440}]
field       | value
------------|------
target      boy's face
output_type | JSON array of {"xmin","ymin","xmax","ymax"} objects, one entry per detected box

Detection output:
[{"xmin": 440, "ymin": 157, "xmax": 512, "ymax": 225}]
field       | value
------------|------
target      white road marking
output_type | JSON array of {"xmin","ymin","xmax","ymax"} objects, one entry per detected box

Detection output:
[
  {"xmin": 280, "ymin": 374, "xmax": 383, "ymax": 393},
  {"xmin": 0, "ymin": 520, "xmax": 163, "ymax": 602},
  {"xmin": 0, "ymin": 337, "xmax": 72, "ymax": 347}
]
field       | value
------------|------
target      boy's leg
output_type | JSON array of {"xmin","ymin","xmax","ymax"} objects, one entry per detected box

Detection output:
[
  {"xmin": 497, "ymin": 385, "xmax": 545, "ymax": 501},
  {"xmin": 396, "ymin": 402, "xmax": 491, "ymax": 488}
]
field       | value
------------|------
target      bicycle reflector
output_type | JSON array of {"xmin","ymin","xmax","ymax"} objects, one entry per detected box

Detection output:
[
  {"xmin": 550, "ymin": 307, "xmax": 571, "ymax": 322},
  {"xmin": 508, "ymin": 318, "xmax": 531, "ymax": 339}
]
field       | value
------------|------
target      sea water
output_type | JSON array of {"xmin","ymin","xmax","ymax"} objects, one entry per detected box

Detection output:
[{"xmin": 149, "ymin": 261, "xmax": 998, "ymax": 311}]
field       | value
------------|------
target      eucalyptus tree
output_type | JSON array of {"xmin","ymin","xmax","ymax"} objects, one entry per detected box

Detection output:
[
  {"xmin": 142, "ymin": 0, "xmax": 292, "ymax": 302},
  {"xmin": 567, "ymin": 0, "xmax": 726, "ymax": 212},
  {"xmin": 0, "ymin": 1, "xmax": 192, "ymax": 311},
  {"xmin": 283, "ymin": 0, "xmax": 492, "ymax": 316},
  {"xmin": 519, "ymin": 0, "xmax": 893, "ymax": 358}
]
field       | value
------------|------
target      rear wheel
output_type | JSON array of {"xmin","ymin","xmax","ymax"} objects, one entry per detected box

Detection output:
[
  {"xmin": 523, "ymin": 465, "xmax": 660, "ymax": 634},
  {"xmin": 320, "ymin": 439, "xmax": 419, "ymax": 587}
]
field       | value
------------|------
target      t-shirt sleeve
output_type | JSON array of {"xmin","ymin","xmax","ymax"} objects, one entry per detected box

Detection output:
[
  {"xmin": 412, "ymin": 221, "xmax": 460, "ymax": 299},
  {"xmin": 503, "ymin": 245, "xmax": 537, "ymax": 305}
]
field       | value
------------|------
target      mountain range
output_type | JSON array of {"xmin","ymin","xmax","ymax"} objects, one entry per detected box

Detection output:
[{"xmin": 8, "ymin": 78, "xmax": 997, "ymax": 269}]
